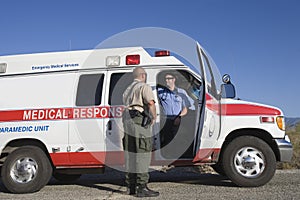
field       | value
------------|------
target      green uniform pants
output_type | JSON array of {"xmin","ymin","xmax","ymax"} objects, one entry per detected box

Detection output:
[{"xmin": 123, "ymin": 112, "xmax": 152, "ymax": 187}]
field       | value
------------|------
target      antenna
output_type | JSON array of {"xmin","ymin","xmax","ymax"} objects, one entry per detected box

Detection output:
[{"xmin": 69, "ymin": 40, "xmax": 72, "ymax": 50}]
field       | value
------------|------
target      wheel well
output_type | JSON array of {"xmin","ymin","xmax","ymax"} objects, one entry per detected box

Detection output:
[
  {"xmin": 219, "ymin": 128, "xmax": 280, "ymax": 162},
  {"xmin": 0, "ymin": 139, "xmax": 54, "ymax": 169}
]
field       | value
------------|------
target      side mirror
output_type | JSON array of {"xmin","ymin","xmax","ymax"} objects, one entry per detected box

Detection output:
[
  {"xmin": 221, "ymin": 74, "xmax": 236, "ymax": 98},
  {"xmin": 221, "ymin": 84, "xmax": 236, "ymax": 98}
]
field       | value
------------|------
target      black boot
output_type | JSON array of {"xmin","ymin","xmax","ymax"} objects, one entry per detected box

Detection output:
[
  {"xmin": 136, "ymin": 184, "xmax": 159, "ymax": 197},
  {"xmin": 125, "ymin": 184, "xmax": 136, "ymax": 195}
]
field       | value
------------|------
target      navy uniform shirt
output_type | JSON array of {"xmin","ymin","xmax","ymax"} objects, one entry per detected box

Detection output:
[{"xmin": 158, "ymin": 87, "xmax": 191, "ymax": 117}]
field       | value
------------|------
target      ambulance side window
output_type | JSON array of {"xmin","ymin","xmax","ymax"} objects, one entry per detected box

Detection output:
[
  {"xmin": 76, "ymin": 74, "xmax": 104, "ymax": 106},
  {"xmin": 109, "ymin": 72, "xmax": 133, "ymax": 105}
]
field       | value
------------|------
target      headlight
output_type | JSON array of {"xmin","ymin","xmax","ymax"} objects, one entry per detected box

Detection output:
[{"xmin": 276, "ymin": 116, "xmax": 285, "ymax": 131}]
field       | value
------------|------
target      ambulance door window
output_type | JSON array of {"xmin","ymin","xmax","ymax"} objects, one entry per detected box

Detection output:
[
  {"xmin": 109, "ymin": 72, "xmax": 133, "ymax": 105},
  {"xmin": 76, "ymin": 74, "xmax": 105, "ymax": 106},
  {"xmin": 201, "ymin": 53, "xmax": 218, "ymax": 99}
]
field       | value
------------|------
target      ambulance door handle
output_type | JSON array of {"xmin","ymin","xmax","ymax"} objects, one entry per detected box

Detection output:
[
  {"xmin": 76, "ymin": 147, "xmax": 84, "ymax": 152},
  {"xmin": 107, "ymin": 120, "xmax": 112, "ymax": 131}
]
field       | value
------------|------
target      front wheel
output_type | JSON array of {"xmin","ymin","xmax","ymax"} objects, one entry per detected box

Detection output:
[
  {"xmin": 1, "ymin": 146, "xmax": 53, "ymax": 193},
  {"xmin": 222, "ymin": 136, "xmax": 276, "ymax": 187}
]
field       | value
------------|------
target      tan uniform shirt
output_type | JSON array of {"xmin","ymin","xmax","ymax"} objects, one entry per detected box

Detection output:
[{"xmin": 123, "ymin": 79, "xmax": 155, "ymax": 113}]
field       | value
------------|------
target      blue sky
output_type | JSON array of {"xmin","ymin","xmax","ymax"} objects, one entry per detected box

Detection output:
[{"xmin": 1, "ymin": 0, "xmax": 299, "ymax": 117}]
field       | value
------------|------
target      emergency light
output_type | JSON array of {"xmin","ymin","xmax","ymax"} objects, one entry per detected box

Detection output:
[
  {"xmin": 260, "ymin": 116, "xmax": 275, "ymax": 123},
  {"xmin": 105, "ymin": 50, "xmax": 172, "ymax": 67},
  {"xmin": 126, "ymin": 54, "xmax": 140, "ymax": 65},
  {"xmin": 106, "ymin": 56, "xmax": 120, "ymax": 67},
  {"xmin": 0, "ymin": 63, "xmax": 7, "ymax": 73},
  {"xmin": 155, "ymin": 50, "xmax": 170, "ymax": 57}
]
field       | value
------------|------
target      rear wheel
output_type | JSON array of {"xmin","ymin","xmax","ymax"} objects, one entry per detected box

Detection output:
[
  {"xmin": 222, "ymin": 136, "xmax": 276, "ymax": 187},
  {"xmin": 1, "ymin": 146, "xmax": 53, "ymax": 193}
]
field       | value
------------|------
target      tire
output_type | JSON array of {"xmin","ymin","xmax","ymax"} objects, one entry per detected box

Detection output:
[
  {"xmin": 222, "ymin": 136, "xmax": 276, "ymax": 187},
  {"xmin": 53, "ymin": 173, "xmax": 81, "ymax": 183},
  {"xmin": 1, "ymin": 146, "xmax": 53, "ymax": 193},
  {"xmin": 211, "ymin": 162, "xmax": 226, "ymax": 176}
]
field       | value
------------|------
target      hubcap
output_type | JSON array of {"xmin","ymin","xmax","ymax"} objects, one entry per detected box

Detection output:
[
  {"xmin": 234, "ymin": 147, "xmax": 265, "ymax": 178},
  {"xmin": 10, "ymin": 157, "xmax": 38, "ymax": 183}
]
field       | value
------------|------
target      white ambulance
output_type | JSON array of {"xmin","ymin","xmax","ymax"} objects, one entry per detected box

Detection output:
[{"xmin": 0, "ymin": 43, "xmax": 292, "ymax": 193}]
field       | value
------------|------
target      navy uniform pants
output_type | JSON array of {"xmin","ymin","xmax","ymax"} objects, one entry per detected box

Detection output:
[{"xmin": 160, "ymin": 115, "xmax": 181, "ymax": 158}]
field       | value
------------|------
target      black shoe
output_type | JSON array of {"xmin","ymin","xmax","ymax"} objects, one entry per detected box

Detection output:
[
  {"xmin": 136, "ymin": 184, "xmax": 159, "ymax": 198},
  {"xmin": 125, "ymin": 185, "xmax": 136, "ymax": 195}
]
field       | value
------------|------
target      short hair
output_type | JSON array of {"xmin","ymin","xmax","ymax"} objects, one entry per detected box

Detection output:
[
  {"xmin": 164, "ymin": 71, "xmax": 176, "ymax": 79},
  {"xmin": 133, "ymin": 67, "xmax": 145, "ymax": 78}
]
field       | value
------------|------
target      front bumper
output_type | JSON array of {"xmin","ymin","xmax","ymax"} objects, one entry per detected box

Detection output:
[{"xmin": 275, "ymin": 135, "xmax": 293, "ymax": 162}]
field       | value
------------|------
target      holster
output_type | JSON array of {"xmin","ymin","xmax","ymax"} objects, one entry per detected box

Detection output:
[
  {"xmin": 129, "ymin": 110, "xmax": 140, "ymax": 118},
  {"xmin": 141, "ymin": 111, "xmax": 152, "ymax": 128}
]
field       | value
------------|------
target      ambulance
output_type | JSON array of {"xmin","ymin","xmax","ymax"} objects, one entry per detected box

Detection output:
[{"xmin": 0, "ymin": 43, "xmax": 293, "ymax": 193}]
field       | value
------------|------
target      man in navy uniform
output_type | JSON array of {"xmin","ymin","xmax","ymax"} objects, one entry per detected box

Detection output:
[{"xmin": 158, "ymin": 72, "xmax": 191, "ymax": 155}]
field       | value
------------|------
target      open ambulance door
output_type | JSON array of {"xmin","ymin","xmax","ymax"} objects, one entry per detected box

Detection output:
[{"xmin": 193, "ymin": 43, "xmax": 222, "ymax": 163}]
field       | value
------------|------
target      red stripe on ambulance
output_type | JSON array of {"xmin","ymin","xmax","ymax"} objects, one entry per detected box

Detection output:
[
  {"xmin": 222, "ymin": 104, "xmax": 281, "ymax": 116},
  {"xmin": 0, "ymin": 106, "xmax": 124, "ymax": 122},
  {"xmin": 205, "ymin": 93, "xmax": 281, "ymax": 116}
]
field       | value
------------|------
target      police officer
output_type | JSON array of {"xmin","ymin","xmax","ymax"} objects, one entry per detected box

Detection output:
[{"xmin": 122, "ymin": 67, "xmax": 159, "ymax": 197}]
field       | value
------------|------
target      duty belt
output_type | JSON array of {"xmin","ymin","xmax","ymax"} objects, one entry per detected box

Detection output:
[{"xmin": 129, "ymin": 110, "xmax": 142, "ymax": 118}]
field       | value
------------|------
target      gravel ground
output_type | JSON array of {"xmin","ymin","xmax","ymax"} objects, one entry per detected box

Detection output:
[{"xmin": 0, "ymin": 167, "xmax": 299, "ymax": 200}]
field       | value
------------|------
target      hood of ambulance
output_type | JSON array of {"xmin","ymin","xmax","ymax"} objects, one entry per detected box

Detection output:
[{"xmin": 220, "ymin": 98, "xmax": 283, "ymax": 116}]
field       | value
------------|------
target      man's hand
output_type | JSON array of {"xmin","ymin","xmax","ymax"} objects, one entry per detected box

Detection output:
[
  {"xmin": 148, "ymin": 100, "xmax": 156, "ymax": 126},
  {"xmin": 151, "ymin": 119, "xmax": 156, "ymax": 126},
  {"xmin": 180, "ymin": 107, "xmax": 188, "ymax": 117},
  {"xmin": 173, "ymin": 115, "xmax": 181, "ymax": 126}
]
